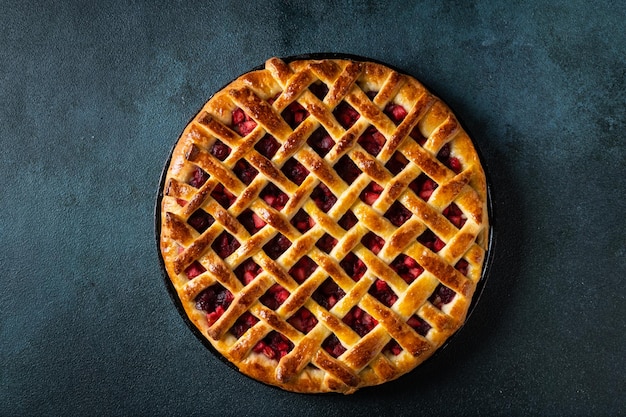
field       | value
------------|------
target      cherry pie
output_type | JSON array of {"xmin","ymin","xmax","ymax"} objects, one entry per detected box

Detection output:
[{"xmin": 158, "ymin": 56, "xmax": 490, "ymax": 394}]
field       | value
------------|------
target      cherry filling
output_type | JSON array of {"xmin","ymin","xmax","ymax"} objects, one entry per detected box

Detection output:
[
  {"xmin": 212, "ymin": 231, "xmax": 241, "ymax": 259},
  {"xmin": 455, "ymin": 259, "xmax": 469, "ymax": 276},
  {"xmin": 309, "ymin": 81, "xmax": 328, "ymax": 100},
  {"xmin": 187, "ymin": 208, "xmax": 215, "ymax": 233},
  {"xmin": 443, "ymin": 202, "xmax": 467, "ymax": 229},
  {"xmin": 263, "ymin": 233, "xmax": 292, "ymax": 260},
  {"xmin": 281, "ymin": 158, "xmax": 309, "ymax": 185},
  {"xmin": 195, "ymin": 283, "xmax": 234, "ymax": 326},
  {"xmin": 389, "ymin": 254, "xmax": 424, "ymax": 284},
  {"xmin": 409, "ymin": 173, "xmax": 438, "ymax": 201},
  {"xmin": 311, "ymin": 183, "xmax": 337, "ymax": 212},
  {"xmin": 309, "ymin": 82, "xmax": 329, "ymax": 100},
  {"xmin": 229, "ymin": 312, "xmax": 259, "ymax": 338},
  {"xmin": 290, "ymin": 209, "xmax": 315, "ymax": 233},
  {"xmin": 340, "ymin": 253, "xmax": 367, "ymax": 281},
  {"xmin": 334, "ymin": 101, "xmax": 360, "ymax": 129},
  {"xmin": 407, "ymin": 315, "xmax": 432, "ymax": 335},
  {"xmin": 343, "ymin": 306, "xmax": 378, "ymax": 337},
  {"xmin": 385, "ymin": 151, "xmax": 409, "ymax": 175},
  {"xmin": 410, "ymin": 127, "xmax": 427, "ymax": 146},
  {"xmin": 254, "ymin": 134, "xmax": 281, "ymax": 159},
  {"xmin": 338, "ymin": 210, "xmax": 358, "ymax": 230},
  {"xmin": 307, "ymin": 127, "xmax": 335, "ymax": 157},
  {"xmin": 184, "ymin": 260, "xmax": 206, "ymax": 279},
  {"xmin": 234, "ymin": 258, "xmax": 262, "ymax": 286},
  {"xmin": 384, "ymin": 102, "xmax": 408, "ymax": 125},
  {"xmin": 437, "ymin": 143, "xmax": 462, "ymax": 174},
  {"xmin": 188, "ymin": 166, "xmax": 210, "ymax": 188},
  {"xmin": 210, "ymin": 184, "xmax": 237, "ymax": 208},
  {"xmin": 360, "ymin": 182, "xmax": 383, "ymax": 205},
  {"xmin": 361, "ymin": 232, "xmax": 385, "ymax": 255},
  {"xmin": 238, "ymin": 209, "xmax": 266, "ymax": 235},
  {"xmin": 315, "ymin": 233, "xmax": 338, "ymax": 254},
  {"xmin": 417, "ymin": 229, "xmax": 446, "ymax": 253},
  {"xmin": 312, "ymin": 278, "xmax": 345, "ymax": 310},
  {"xmin": 334, "ymin": 155, "xmax": 362, "ymax": 184},
  {"xmin": 253, "ymin": 331, "xmax": 293, "ymax": 360},
  {"xmin": 384, "ymin": 201, "xmax": 412, "ymax": 227},
  {"xmin": 210, "ymin": 140, "xmax": 231, "ymax": 161},
  {"xmin": 233, "ymin": 159, "xmax": 258, "ymax": 185},
  {"xmin": 384, "ymin": 341, "xmax": 403, "ymax": 356},
  {"xmin": 357, "ymin": 126, "xmax": 386, "ymax": 156},
  {"xmin": 282, "ymin": 101, "xmax": 309, "ymax": 129},
  {"xmin": 369, "ymin": 279, "xmax": 398, "ymax": 307},
  {"xmin": 429, "ymin": 284, "xmax": 456, "ymax": 309},
  {"xmin": 322, "ymin": 334, "xmax": 347, "ymax": 358},
  {"xmin": 260, "ymin": 183, "xmax": 289, "ymax": 211},
  {"xmin": 288, "ymin": 256, "xmax": 318, "ymax": 283},
  {"xmin": 232, "ymin": 108, "xmax": 257, "ymax": 136},
  {"xmin": 260, "ymin": 284, "xmax": 290, "ymax": 310},
  {"xmin": 287, "ymin": 307, "xmax": 318, "ymax": 334},
  {"xmin": 384, "ymin": 315, "xmax": 432, "ymax": 355}
]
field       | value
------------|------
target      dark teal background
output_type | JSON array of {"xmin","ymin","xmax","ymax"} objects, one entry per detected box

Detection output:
[{"xmin": 1, "ymin": 1, "xmax": 624, "ymax": 415}]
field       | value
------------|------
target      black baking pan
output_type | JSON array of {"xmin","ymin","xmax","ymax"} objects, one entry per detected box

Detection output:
[{"xmin": 154, "ymin": 52, "xmax": 496, "ymax": 394}]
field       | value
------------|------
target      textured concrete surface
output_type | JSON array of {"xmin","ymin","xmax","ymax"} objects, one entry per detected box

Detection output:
[{"xmin": 1, "ymin": 1, "xmax": 624, "ymax": 415}]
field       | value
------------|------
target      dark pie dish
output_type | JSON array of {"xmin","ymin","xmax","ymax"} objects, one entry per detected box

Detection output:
[{"xmin": 155, "ymin": 54, "xmax": 494, "ymax": 394}]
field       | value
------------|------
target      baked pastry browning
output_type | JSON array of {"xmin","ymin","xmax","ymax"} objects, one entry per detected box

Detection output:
[{"xmin": 159, "ymin": 57, "xmax": 490, "ymax": 394}]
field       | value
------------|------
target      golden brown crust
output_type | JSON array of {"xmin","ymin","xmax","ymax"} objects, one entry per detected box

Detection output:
[{"xmin": 159, "ymin": 57, "xmax": 490, "ymax": 394}]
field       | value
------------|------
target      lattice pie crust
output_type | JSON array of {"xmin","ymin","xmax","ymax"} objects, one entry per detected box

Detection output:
[{"xmin": 158, "ymin": 57, "xmax": 489, "ymax": 394}]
